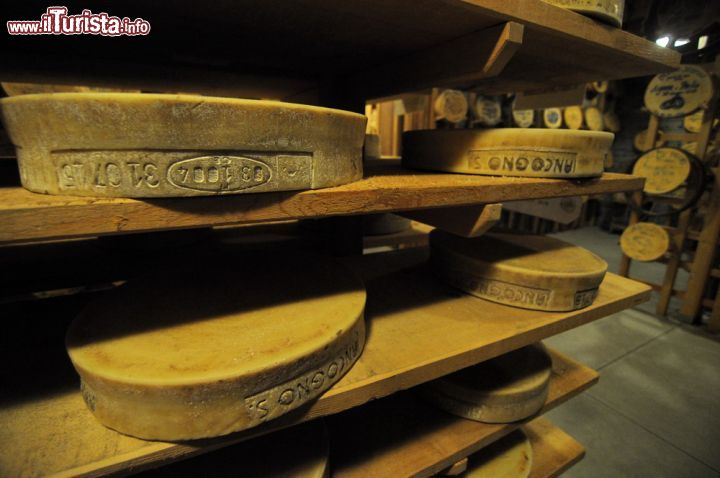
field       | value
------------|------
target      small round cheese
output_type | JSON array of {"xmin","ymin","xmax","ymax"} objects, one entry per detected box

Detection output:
[
  {"xmin": 66, "ymin": 253, "xmax": 366, "ymax": 440},
  {"xmin": 1, "ymin": 92, "xmax": 365, "ymax": 197},
  {"xmin": 620, "ymin": 222, "xmax": 670, "ymax": 262},
  {"xmin": 590, "ymin": 81, "xmax": 610, "ymax": 94},
  {"xmin": 632, "ymin": 147, "xmax": 691, "ymax": 195},
  {"xmin": 512, "ymin": 108, "xmax": 535, "ymax": 128},
  {"xmin": 543, "ymin": 108, "xmax": 563, "ymax": 129},
  {"xmin": 402, "ymin": 128, "xmax": 613, "ymax": 178},
  {"xmin": 585, "ymin": 106, "xmax": 605, "ymax": 131},
  {"xmin": 645, "ymin": 65, "xmax": 714, "ymax": 118},
  {"xmin": 475, "ymin": 96, "xmax": 503, "ymax": 126},
  {"xmin": 464, "ymin": 429, "xmax": 532, "ymax": 478},
  {"xmin": 434, "ymin": 90, "xmax": 468, "ymax": 123},
  {"xmin": 422, "ymin": 343, "xmax": 552, "ymax": 423},
  {"xmin": 563, "ymin": 106, "xmax": 584, "ymax": 130},
  {"xmin": 429, "ymin": 231, "xmax": 608, "ymax": 311}
]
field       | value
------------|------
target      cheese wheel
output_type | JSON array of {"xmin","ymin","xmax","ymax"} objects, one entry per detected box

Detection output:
[
  {"xmin": 474, "ymin": 96, "xmax": 502, "ymax": 126},
  {"xmin": 66, "ymin": 254, "xmax": 366, "ymax": 440},
  {"xmin": 512, "ymin": 108, "xmax": 535, "ymax": 128},
  {"xmin": 429, "ymin": 231, "xmax": 608, "ymax": 311},
  {"xmin": 683, "ymin": 110, "xmax": 718, "ymax": 133},
  {"xmin": 422, "ymin": 343, "xmax": 551, "ymax": 423},
  {"xmin": 620, "ymin": 222, "xmax": 670, "ymax": 262},
  {"xmin": 632, "ymin": 148, "xmax": 691, "ymax": 195},
  {"xmin": 141, "ymin": 421, "xmax": 330, "ymax": 478},
  {"xmin": 1, "ymin": 92, "xmax": 365, "ymax": 197},
  {"xmin": 434, "ymin": 89, "xmax": 468, "ymax": 123},
  {"xmin": 464, "ymin": 429, "xmax": 532, "ymax": 478},
  {"xmin": 402, "ymin": 128, "xmax": 612, "ymax": 178},
  {"xmin": 585, "ymin": 106, "xmax": 605, "ymax": 131},
  {"xmin": 563, "ymin": 106, "xmax": 584, "ymax": 130},
  {"xmin": 543, "ymin": 108, "xmax": 563, "ymax": 129},
  {"xmin": 645, "ymin": 65, "xmax": 714, "ymax": 118},
  {"xmin": 633, "ymin": 129, "xmax": 665, "ymax": 152},
  {"xmin": 603, "ymin": 111, "xmax": 621, "ymax": 133},
  {"xmin": 542, "ymin": 0, "xmax": 624, "ymax": 27},
  {"xmin": 590, "ymin": 81, "xmax": 610, "ymax": 94}
]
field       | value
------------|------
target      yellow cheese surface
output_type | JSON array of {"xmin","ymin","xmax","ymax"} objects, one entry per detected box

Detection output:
[
  {"xmin": 563, "ymin": 106, "xmax": 584, "ymax": 130},
  {"xmin": 543, "ymin": 108, "xmax": 563, "ymax": 129},
  {"xmin": 512, "ymin": 108, "xmax": 535, "ymax": 128},
  {"xmin": 645, "ymin": 66, "xmax": 714, "ymax": 118},
  {"xmin": 430, "ymin": 231, "xmax": 608, "ymax": 311},
  {"xmin": 402, "ymin": 128, "xmax": 612, "ymax": 179},
  {"xmin": 434, "ymin": 89, "xmax": 468, "ymax": 123},
  {"xmin": 632, "ymin": 147, "xmax": 691, "ymax": 195},
  {"xmin": 475, "ymin": 97, "xmax": 502, "ymax": 126},
  {"xmin": 620, "ymin": 222, "xmax": 670, "ymax": 262},
  {"xmin": 66, "ymin": 253, "xmax": 366, "ymax": 440},
  {"xmin": 0, "ymin": 92, "xmax": 365, "ymax": 197},
  {"xmin": 542, "ymin": 0, "xmax": 624, "ymax": 26}
]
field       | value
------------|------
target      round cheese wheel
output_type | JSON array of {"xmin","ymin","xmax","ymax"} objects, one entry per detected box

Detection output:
[
  {"xmin": 683, "ymin": 110, "xmax": 718, "ymax": 133},
  {"xmin": 542, "ymin": 0, "xmax": 624, "ymax": 27},
  {"xmin": 645, "ymin": 65, "xmax": 714, "ymax": 118},
  {"xmin": 434, "ymin": 90, "xmax": 468, "ymax": 123},
  {"xmin": 543, "ymin": 108, "xmax": 563, "ymax": 129},
  {"xmin": 563, "ymin": 106, "xmax": 584, "ymax": 130},
  {"xmin": 1, "ymin": 92, "xmax": 365, "ymax": 197},
  {"xmin": 66, "ymin": 254, "xmax": 367, "ymax": 440},
  {"xmin": 620, "ymin": 222, "xmax": 670, "ymax": 262},
  {"xmin": 464, "ymin": 429, "xmax": 532, "ymax": 478},
  {"xmin": 603, "ymin": 111, "xmax": 621, "ymax": 133},
  {"xmin": 585, "ymin": 106, "xmax": 605, "ymax": 131},
  {"xmin": 633, "ymin": 129, "xmax": 665, "ymax": 152},
  {"xmin": 512, "ymin": 108, "xmax": 535, "ymax": 128},
  {"xmin": 429, "ymin": 231, "xmax": 608, "ymax": 311},
  {"xmin": 632, "ymin": 148, "xmax": 691, "ymax": 195},
  {"xmin": 590, "ymin": 81, "xmax": 609, "ymax": 94},
  {"xmin": 402, "ymin": 128, "xmax": 613, "ymax": 178},
  {"xmin": 422, "ymin": 343, "xmax": 552, "ymax": 423},
  {"xmin": 475, "ymin": 96, "xmax": 503, "ymax": 126},
  {"xmin": 142, "ymin": 421, "xmax": 330, "ymax": 478}
]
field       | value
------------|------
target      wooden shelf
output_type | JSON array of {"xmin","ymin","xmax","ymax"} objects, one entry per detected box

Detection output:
[
  {"xmin": 0, "ymin": 247, "xmax": 647, "ymax": 476},
  {"xmin": 0, "ymin": 1, "xmax": 678, "ymax": 101},
  {"xmin": 0, "ymin": 162, "xmax": 644, "ymax": 244},
  {"xmin": 330, "ymin": 349, "xmax": 592, "ymax": 478}
]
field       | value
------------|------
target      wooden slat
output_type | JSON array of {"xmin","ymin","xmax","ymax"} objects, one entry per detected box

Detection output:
[
  {"xmin": 330, "ymin": 348, "xmax": 594, "ymax": 478},
  {"xmin": 526, "ymin": 417, "xmax": 585, "ymax": 478},
  {"xmin": 0, "ymin": 164, "xmax": 644, "ymax": 244},
  {"xmin": 0, "ymin": 248, "xmax": 648, "ymax": 477}
]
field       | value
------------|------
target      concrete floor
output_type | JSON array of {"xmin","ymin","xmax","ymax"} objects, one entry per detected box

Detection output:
[{"xmin": 545, "ymin": 227, "xmax": 720, "ymax": 477}]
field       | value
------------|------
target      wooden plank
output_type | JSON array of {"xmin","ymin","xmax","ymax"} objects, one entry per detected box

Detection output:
[
  {"xmin": 330, "ymin": 348, "xmax": 594, "ymax": 478},
  {"xmin": 526, "ymin": 417, "xmax": 585, "ymax": 478},
  {"xmin": 0, "ymin": 164, "xmax": 644, "ymax": 244},
  {"xmin": 657, "ymin": 209, "xmax": 691, "ymax": 316},
  {"xmin": 0, "ymin": 248, "xmax": 648, "ymax": 477}
]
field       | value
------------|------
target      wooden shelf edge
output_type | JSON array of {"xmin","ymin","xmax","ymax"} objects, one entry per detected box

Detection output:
[
  {"xmin": 0, "ymin": 167, "xmax": 644, "ymax": 244},
  {"xmin": 329, "ymin": 347, "xmax": 593, "ymax": 478},
  {"xmin": 1, "ymin": 247, "xmax": 645, "ymax": 477}
]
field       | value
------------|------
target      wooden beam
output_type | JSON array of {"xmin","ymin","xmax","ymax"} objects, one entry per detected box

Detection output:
[{"xmin": 400, "ymin": 203, "xmax": 502, "ymax": 237}]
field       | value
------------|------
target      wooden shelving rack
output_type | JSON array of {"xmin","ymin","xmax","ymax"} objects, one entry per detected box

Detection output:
[{"xmin": 0, "ymin": 1, "xmax": 677, "ymax": 476}]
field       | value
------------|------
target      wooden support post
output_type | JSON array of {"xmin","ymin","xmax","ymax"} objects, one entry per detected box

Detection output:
[
  {"xmin": 618, "ymin": 190, "xmax": 643, "ymax": 277},
  {"xmin": 656, "ymin": 209, "xmax": 691, "ymax": 316}
]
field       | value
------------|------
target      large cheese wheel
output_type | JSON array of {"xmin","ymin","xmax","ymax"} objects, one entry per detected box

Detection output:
[
  {"xmin": 645, "ymin": 65, "xmax": 714, "ymax": 118},
  {"xmin": 66, "ymin": 254, "xmax": 366, "ymax": 440},
  {"xmin": 464, "ymin": 429, "xmax": 532, "ymax": 478},
  {"xmin": 430, "ymin": 231, "xmax": 608, "ymax": 311},
  {"xmin": 474, "ymin": 96, "xmax": 502, "ymax": 126},
  {"xmin": 434, "ymin": 89, "xmax": 468, "ymax": 123},
  {"xmin": 620, "ymin": 222, "xmax": 670, "ymax": 262},
  {"xmin": 542, "ymin": 0, "xmax": 624, "ymax": 27},
  {"xmin": 0, "ymin": 93, "xmax": 365, "ymax": 197},
  {"xmin": 543, "ymin": 108, "xmax": 563, "ymax": 129},
  {"xmin": 422, "ymin": 343, "xmax": 551, "ymax": 423},
  {"xmin": 563, "ymin": 106, "xmax": 584, "ymax": 130},
  {"xmin": 140, "ymin": 421, "xmax": 330, "ymax": 478},
  {"xmin": 402, "ymin": 128, "xmax": 612, "ymax": 178},
  {"xmin": 632, "ymin": 147, "xmax": 691, "ymax": 195}
]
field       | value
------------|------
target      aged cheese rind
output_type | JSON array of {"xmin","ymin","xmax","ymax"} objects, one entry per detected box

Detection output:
[
  {"xmin": 620, "ymin": 222, "xmax": 670, "ymax": 262},
  {"xmin": 430, "ymin": 231, "xmax": 608, "ymax": 311},
  {"xmin": 423, "ymin": 343, "xmax": 551, "ymax": 423},
  {"xmin": 542, "ymin": 0, "xmax": 624, "ymax": 27},
  {"xmin": 66, "ymin": 254, "xmax": 366, "ymax": 440},
  {"xmin": 464, "ymin": 429, "xmax": 533, "ymax": 478},
  {"xmin": 632, "ymin": 147, "xmax": 691, "ymax": 195},
  {"xmin": 0, "ymin": 92, "xmax": 365, "ymax": 197},
  {"xmin": 402, "ymin": 128, "xmax": 612, "ymax": 178}
]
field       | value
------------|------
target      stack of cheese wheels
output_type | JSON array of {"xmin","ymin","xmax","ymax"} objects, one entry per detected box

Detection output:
[
  {"xmin": 403, "ymin": 128, "xmax": 613, "ymax": 179},
  {"xmin": 463, "ymin": 429, "xmax": 533, "ymax": 478},
  {"xmin": 543, "ymin": 108, "xmax": 563, "ymax": 129},
  {"xmin": 66, "ymin": 253, "xmax": 366, "ymax": 440},
  {"xmin": 430, "ymin": 230, "xmax": 608, "ymax": 311},
  {"xmin": 645, "ymin": 65, "xmax": 714, "ymax": 119},
  {"xmin": 422, "ymin": 343, "xmax": 552, "ymax": 423},
  {"xmin": 138, "ymin": 421, "xmax": 330, "ymax": 478},
  {"xmin": 632, "ymin": 147, "xmax": 692, "ymax": 195},
  {"xmin": 542, "ymin": 0, "xmax": 624, "ymax": 27},
  {"xmin": 0, "ymin": 92, "xmax": 365, "ymax": 197},
  {"xmin": 434, "ymin": 89, "xmax": 468, "ymax": 123},
  {"xmin": 620, "ymin": 222, "xmax": 670, "ymax": 262}
]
